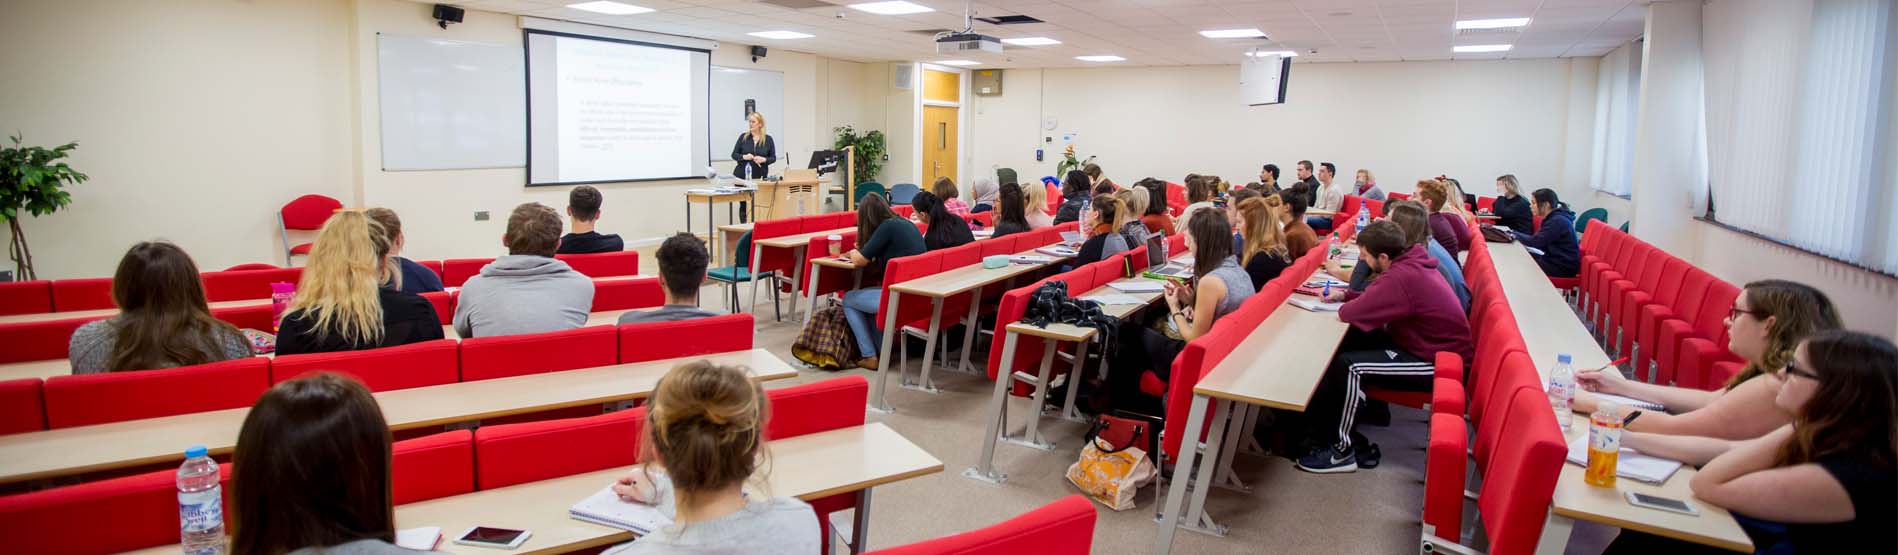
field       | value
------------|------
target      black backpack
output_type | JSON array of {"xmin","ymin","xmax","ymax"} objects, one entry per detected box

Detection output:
[{"xmin": 1021, "ymin": 281, "xmax": 1121, "ymax": 356}]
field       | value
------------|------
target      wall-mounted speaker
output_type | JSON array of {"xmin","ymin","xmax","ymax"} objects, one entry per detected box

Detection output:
[
  {"xmin": 433, "ymin": 4, "xmax": 464, "ymax": 29},
  {"xmin": 892, "ymin": 63, "xmax": 914, "ymax": 90}
]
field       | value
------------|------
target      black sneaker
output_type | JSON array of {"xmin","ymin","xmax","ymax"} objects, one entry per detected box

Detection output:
[
  {"xmin": 1355, "ymin": 442, "xmax": 1382, "ymax": 469},
  {"xmin": 1295, "ymin": 445, "xmax": 1358, "ymax": 474}
]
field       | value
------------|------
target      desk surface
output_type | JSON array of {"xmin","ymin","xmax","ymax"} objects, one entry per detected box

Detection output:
[
  {"xmin": 1550, "ymin": 426, "xmax": 1752, "ymax": 552},
  {"xmin": 0, "ymin": 299, "xmax": 270, "ymax": 325},
  {"xmin": 0, "ymin": 358, "xmax": 75, "ymax": 382},
  {"xmin": 1004, "ymin": 277, "xmax": 1169, "ymax": 342},
  {"xmin": 0, "ymin": 349, "xmax": 794, "ymax": 485},
  {"xmin": 684, "ymin": 191, "xmax": 754, "ymax": 202},
  {"xmin": 1490, "ymin": 241, "xmax": 1612, "ymax": 381},
  {"xmin": 444, "ymin": 309, "xmax": 638, "ymax": 340},
  {"xmin": 1194, "ymin": 290, "xmax": 1351, "ymax": 411},
  {"xmin": 755, "ymin": 226, "xmax": 854, "ymax": 250},
  {"xmin": 125, "ymin": 422, "xmax": 942, "ymax": 555},
  {"xmin": 888, "ymin": 248, "xmax": 1067, "ymax": 299}
]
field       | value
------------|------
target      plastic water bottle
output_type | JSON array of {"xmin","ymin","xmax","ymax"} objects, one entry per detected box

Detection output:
[
  {"xmin": 1548, "ymin": 353, "xmax": 1576, "ymax": 431},
  {"xmin": 177, "ymin": 445, "xmax": 226, "ymax": 555},
  {"xmin": 1356, "ymin": 205, "xmax": 1369, "ymax": 234}
]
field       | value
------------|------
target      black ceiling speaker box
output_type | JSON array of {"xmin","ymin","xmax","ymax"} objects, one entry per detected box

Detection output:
[{"xmin": 434, "ymin": 4, "xmax": 464, "ymax": 29}]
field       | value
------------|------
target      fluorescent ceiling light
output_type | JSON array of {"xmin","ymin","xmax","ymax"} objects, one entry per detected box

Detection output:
[
  {"xmin": 1001, "ymin": 37, "xmax": 1061, "ymax": 46},
  {"xmin": 1455, "ymin": 17, "xmax": 1532, "ymax": 30},
  {"xmin": 934, "ymin": 60, "xmax": 980, "ymax": 66},
  {"xmin": 566, "ymin": 1, "xmax": 653, "ymax": 15},
  {"xmin": 1246, "ymin": 50, "xmax": 1298, "ymax": 58},
  {"xmin": 1075, "ymin": 55, "xmax": 1125, "ymax": 62},
  {"xmin": 848, "ymin": 1, "xmax": 934, "ymax": 15},
  {"xmin": 1453, "ymin": 44, "xmax": 1512, "ymax": 53},
  {"xmin": 748, "ymin": 30, "xmax": 814, "ymax": 40},
  {"xmin": 1199, "ymin": 28, "xmax": 1267, "ymax": 39}
]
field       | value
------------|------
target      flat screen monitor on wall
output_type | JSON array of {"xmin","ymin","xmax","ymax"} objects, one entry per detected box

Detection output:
[
  {"xmin": 1240, "ymin": 53, "xmax": 1291, "ymax": 106},
  {"xmin": 525, "ymin": 30, "xmax": 711, "ymax": 186}
]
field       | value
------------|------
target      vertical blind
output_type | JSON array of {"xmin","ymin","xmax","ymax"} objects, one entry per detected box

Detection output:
[
  {"xmin": 1589, "ymin": 41, "xmax": 1641, "ymax": 197},
  {"xmin": 1702, "ymin": 0, "xmax": 1898, "ymax": 274}
]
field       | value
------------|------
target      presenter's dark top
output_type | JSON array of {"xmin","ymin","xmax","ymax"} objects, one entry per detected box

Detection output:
[
  {"xmin": 731, "ymin": 133, "xmax": 777, "ymax": 180},
  {"xmin": 558, "ymin": 231, "xmax": 624, "ymax": 255}
]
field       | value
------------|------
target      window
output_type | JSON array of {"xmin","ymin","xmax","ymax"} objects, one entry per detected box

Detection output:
[
  {"xmin": 1589, "ymin": 40, "xmax": 1642, "ymax": 198},
  {"xmin": 1702, "ymin": 0, "xmax": 1898, "ymax": 274}
]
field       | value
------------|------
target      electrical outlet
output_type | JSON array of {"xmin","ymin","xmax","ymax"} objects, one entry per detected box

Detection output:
[
  {"xmin": 881, "ymin": 154, "xmax": 890, "ymax": 161},
  {"xmin": 474, "ymin": 211, "xmax": 490, "ymax": 221}
]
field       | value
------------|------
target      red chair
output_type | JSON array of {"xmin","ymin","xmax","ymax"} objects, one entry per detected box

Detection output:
[
  {"xmin": 593, "ymin": 276, "xmax": 664, "ymax": 312},
  {"xmin": 459, "ymin": 326, "xmax": 618, "ymax": 381},
  {"xmin": 1656, "ymin": 280, "xmax": 1739, "ymax": 387},
  {"xmin": 0, "ymin": 379, "xmax": 46, "ymax": 434},
  {"xmin": 212, "ymin": 303, "xmax": 276, "ymax": 331},
  {"xmin": 763, "ymin": 377, "xmax": 869, "ymax": 555},
  {"xmin": 1612, "ymin": 257, "xmax": 1685, "ymax": 364},
  {"xmin": 866, "ymin": 495, "xmax": 1096, "ymax": 555},
  {"xmin": 967, "ymin": 211, "xmax": 995, "ymax": 228},
  {"xmin": 804, "ymin": 234, "xmax": 858, "ymax": 305},
  {"xmin": 392, "ymin": 430, "xmax": 476, "ymax": 504},
  {"xmin": 43, "ymin": 358, "xmax": 271, "ymax": 429},
  {"xmin": 420, "ymin": 291, "xmax": 455, "ymax": 325},
  {"xmin": 0, "ymin": 280, "xmax": 52, "ymax": 316},
  {"xmin": 223, "ymin": 263, "xmax": 278, "ymax": 271},
  {"xmin": 441, "ymin": 258, "xmax": 493, "ymax": 288},
  {"xmin": 1466, "ymin": 388, "xmax": 1565, "ymax": 555},
  {"xmin": 413, "ymin": 260, "xmax": 446, "ymax": 281},
  {"xmin": 0, "ymin": 316, "xmax": 99, "ymax": 363},
  {"xmin": 279, "ymin": 194, "xmax": 343, "ymax": 265},
  {"xmin": 270, "ymin": 339, "xmax": 459, "ymax": 391},
  {"xmin": 1473, "ymin": 352, "xmax": 1541, "ymax": 472},
  {"xmin": 875, "ymin": 253, "xmax": 943, "ymax": 378},
  {"xmin": 556, "ymin": 251, "xmax": 639, "ymax": 278},
  {"xmin": 1165, "ymin": 182, "xmax": 1186, "ymax": 217},
  {"xmin": 1600, "ymin": 245, "xmax": 1658, "ymax": 355},
  {"xmin": 50, "ymin": 277, "xmax": 114, "ymax": 311},
  {"xmin": 474, "ymin": 407, "xmax": 645, "ymax": 489},
  {"xmin": 1423, "ymin": 410, "xmax": 1467, "ymax": 541},
  {"xmin": 1475, "ymin": 195, "xmax": 1496, "ymax": 212},
  {"xmin": 0, "ymin": 461, "xmax": 232, "ymax": 553},
  {"xmin": 201, "ymin": 267, "xmax": 302, "ymax": 303},
  {"xmin": 747, "ymin": 218, "xmax": 804, "ymax": 315},
  {"xmin": 1044, "ymin": 181, "xmax": 1062, "ymax": 215},
  {"xmin": 1636, "ymin": 268, "xmax": 1713, "ymax": 382},
  {"xmin": 617, "ymin": 313, "xmax": 755, "ymax": 363}
]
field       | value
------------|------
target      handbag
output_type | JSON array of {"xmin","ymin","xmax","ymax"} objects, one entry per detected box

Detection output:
[
  {"xmin": 1479, "ymin": 224, "xmax": 1517, "ymax": 244},
  {"xmin": 791, "ymin": 300, "xmax": 859, "ymax": 371},
  {"xmin": 1066, "ymin": 416, "xmax": 1158, "ymax": 511},
  {"xmin": 1083, "ymin": 412, "xmax": 1160, "ymax": 459}
]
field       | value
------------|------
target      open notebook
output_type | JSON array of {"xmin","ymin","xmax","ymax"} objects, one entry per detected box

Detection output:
[
  {"xmin": 1592, "ymin": 392, "xmax": 1666, "ymax": 412},
  {"xmin": 1564, "ymin": 434, "xmax": 1684, "ymax": 484},
  {"xmin": 570, "ymin": 485, "xmax": 672, "ymax": 534}
]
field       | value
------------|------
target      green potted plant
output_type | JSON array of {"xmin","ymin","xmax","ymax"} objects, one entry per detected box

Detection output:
[
  {"xmin": 832, "ymin": 125, "xmax": 886, "ymax": 185},
  {"xmin": 1, "ymin": 133, "xmax": 87, "ymax": 280},
  {"xmin": 1055, "ymin": 144, "xmax": 1095, "ymax": 177}
]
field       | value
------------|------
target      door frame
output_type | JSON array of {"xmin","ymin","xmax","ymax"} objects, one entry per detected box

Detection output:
[{"xmin": 912, "ymin": 63, "xmax": 970, "ymax": 189}]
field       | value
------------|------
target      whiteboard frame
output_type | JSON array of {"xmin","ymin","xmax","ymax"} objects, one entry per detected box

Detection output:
[{"xmin": 376, "ymin": 33, "xmax": 527, "ymax": 172}]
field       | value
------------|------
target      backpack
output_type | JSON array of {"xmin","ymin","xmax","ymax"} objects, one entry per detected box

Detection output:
[
  {"xmin": 791, "ymin": 302, "xmax": 859, "ymax": 370},
  {"xmin": 1021, "ymin": 281, "xmax": 1121, "ymax": 357}
]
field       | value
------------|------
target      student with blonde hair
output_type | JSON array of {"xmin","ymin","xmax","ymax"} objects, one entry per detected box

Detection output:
[
  {"xmin": 1490, "ymin": 174, "xmax": 1534, "ymax": 232},
  {"xmin": 606, "ymin": 361, "xmax": 819, "ymax": 554},
  {"xmin": 1353, "ymin": 169, "xmax": 1386, "ymax": 201},
  {"xmin": 1233, "ymin": 197, "xmax": 1293, "ymax": 290},
  {"xmin": 1020, "ymin": 178, "xmax": 1054, "ymax": 229},
  {"xmin": 276, "ymin": 211, "xmax": 443, "ymax": 355},
  {"xmin": 1115, "ymin": 187, "xmax": 1154, "ymax": 253}
]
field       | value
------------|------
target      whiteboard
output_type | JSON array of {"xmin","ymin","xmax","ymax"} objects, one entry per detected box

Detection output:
[
  {"xmin": 378, "ymin": 34, "xmax": 526, "ymax": 171},
  {"xmin": 710, "ymin": 66, "xmax": 784, "ymax": 165}
]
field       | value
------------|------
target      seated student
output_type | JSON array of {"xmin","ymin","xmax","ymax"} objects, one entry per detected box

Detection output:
[
  {"xmin": 1114, "ymin": 188, "xmax": 1155, "ymax": 255},
  {"xmin": 1073, "ymin": 195, "xmax": 1132, "ymax": 267},
  {"xmin": 1177, "ymin": 175, "xmax": 1219, "ymax": 231},
  {"xmin": 1300, "ymin": 220, "xmax": 1472, "ymax": 473},
  {"xmin": 69, "ymin": 242, "xmax": 252, "ymax": 374},
  {"xmin": 231, "ymin": 373, "xmax": 423, "ymax": 555},
  {"xmin": 1509, "ymin": 188, "xmax": 1581, "ymax": 277},
  {"xmin": 1490, "ymin": 174, "xmax": 1535, "ymax": 232},
  {"xmin": 1053, "ymin": 170, "xmax": 1092, "ymax": 225},
  {"xmin": 1603, "ymin": 331, "xmax": 1896, "ymax": 555},
  {"xmin": 1370, "ymin": 200, "xmax": 1471, "ymax": 313},
  {"xmin": 1415, "ymin": 179, "xmax": 1473, "ymax": 255},
  {"xmin": 277, "ymin": 212, "xmax": 443, "ymax": 355},
  {"xmin": 1306, "ymin": 162, "xmax": 1345, "ymax": 230},
  {"xmin": 1084, "ymin": 162, "xmax": 1117, "ymax": 191},
  {"xmin": 1572, "ymin": 280, "xmax": 1840, "ymax": 440},
  {"xmin": 453, "ymin": 203, "xmax": 594, "ymax": 338},
  {"xmin": 910, "ymin": 191, "xmax": 974, "ymax": 251},
  {"xmin": 605, "ymin": 361, "xmax": 820, "ymax": 554},
  {"xmin": 1137, "ymin": 178, "xmax": 1176, "ymax": 236},
  {"xmin": 931, "ymin": 176, "xmax": 971, "ymax": 218},
  {"xmin": 620, "ymin": 233, "xmax": 721, "ymax": 324},
  {"xmin": 1278, "ymin": 190, "xmax": 1321, "ymax": 256},
  {"xmin": 363, "ymin": 208, "xmax": 445, "ymax": 295},
  {"xmin": 557, "ymin": 185, "xmax": 624, "ymax": 255},
  {"xmin": 1111, "ymin": 211, "xmax": 1255, "ymax": 412},
  {"xmin": 839, "ymin": 195, "xmax": 926, "ymax": 370},
  {"xmin": 1233, "ymin": 197, "xmax": 1293, "ymax": 291},
  {"xmin": 1257, "ymin": 163, "xmax": 1282, "ymax": 193},
  {"xmin": 1353, "ymin": 169, "xmax": 1387, "ymax": 202},
  {"xmin": 991, "ymin": 183, "xmax": 1032, "ymax": 239},
  {"xmin": 969, "ymin": 177, "xmax": 998, "ymax": 213},
  {"xmin": 1021, "ymin": 179, "xmax": 1055, "ymax": 230}
]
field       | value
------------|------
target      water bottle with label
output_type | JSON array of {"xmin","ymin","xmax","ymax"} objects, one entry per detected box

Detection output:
[
  {"xmin": 177, "ymin": 445, "xmax": 226, "ymax": 555},
  {"xmin": 1547, "ymin": 353, "xmax": 1576, "ymax": 431},
  {"xmin": 1356, "ymin": 205, "xmax": 1369, "ymax": 235}
]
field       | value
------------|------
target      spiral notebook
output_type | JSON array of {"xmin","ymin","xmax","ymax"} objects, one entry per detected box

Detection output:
[
  {"xmin": 1563, "ymin": 434, "xmax": 1683, "ymax": 484},
  {"xmin": 569, "ymin": 486, "xmax": 672, "ymax": 534}
]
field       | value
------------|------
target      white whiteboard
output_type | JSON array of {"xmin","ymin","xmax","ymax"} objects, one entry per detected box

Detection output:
[
  {"xmin": 377, "ymin": 34, "xmax": 525, "ymax": 171},
  {"xmin": 710, "ymin": 66, "xmax": 784, "ymax": 164}
]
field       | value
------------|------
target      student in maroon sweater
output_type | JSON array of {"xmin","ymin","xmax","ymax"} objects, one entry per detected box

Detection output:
[{"xmin": 1298, "ymin": 220, "xmax": 1473, "ymax": 474}]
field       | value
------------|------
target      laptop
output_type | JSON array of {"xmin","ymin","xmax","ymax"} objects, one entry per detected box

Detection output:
[{"xmin": 1143, "ymin": 235, "xmax": 1192, "ymax": 279}]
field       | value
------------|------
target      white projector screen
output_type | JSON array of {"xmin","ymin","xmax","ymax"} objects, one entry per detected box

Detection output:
[{"xmin": 526, "ymin": 30, "xmax": 711, "ymax": 185}]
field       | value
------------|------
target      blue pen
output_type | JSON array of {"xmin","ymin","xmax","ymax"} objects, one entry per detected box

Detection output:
[{"xmin": 1323, "ymin": 281, "xmax": 1331, "ymax": 299}]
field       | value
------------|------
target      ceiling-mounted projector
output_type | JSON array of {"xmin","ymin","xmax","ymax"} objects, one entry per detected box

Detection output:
[{"xmin": 937, "ymin": 32, "xmax": 1003, "ymax": 54}]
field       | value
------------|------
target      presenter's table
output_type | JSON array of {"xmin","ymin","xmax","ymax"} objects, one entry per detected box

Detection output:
[{"xmin": 685, "ymin": 190, "xmax": 756, "ymax": 265}]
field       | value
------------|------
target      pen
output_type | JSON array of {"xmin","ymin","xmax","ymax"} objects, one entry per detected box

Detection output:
[
  {"xmin": 1622, "ymin": 410, "xmax": 1642, "ymax": 426},
  {"xmin": 1322, "ymin": 281, "xmax": 1331, "ymax": 299}
]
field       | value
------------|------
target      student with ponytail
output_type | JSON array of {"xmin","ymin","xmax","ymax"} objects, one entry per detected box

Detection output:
[{"xmin": 1073, "ymin": 194, "xmax": 1131, "ymax": 267}]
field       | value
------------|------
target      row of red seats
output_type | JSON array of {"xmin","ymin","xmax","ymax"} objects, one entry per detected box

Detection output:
[
  {"xmin": 746, "ymin": 205, "xmax": 916, "ymax": 305},
  {"xmin": 0, "ymin": 373, "xmax": 851, "ymax": 554},
  {"xmin": 1576, "ymin": 221, "xmax": 1743, "ymax": 389},
  {"xmin": 0, "ymin": 313, "xmax": 752, "ymax": 435},
  {"xmin": 1312, "ymin": 194, "xmax": 1387, "ymax": 235},
  {"xmin": 441, "ymin": 250, "xmax": 640, "ymax": 288},
  {"xmin": 0, "ymin": 277, "xmax": 664, "ymax": 365}
]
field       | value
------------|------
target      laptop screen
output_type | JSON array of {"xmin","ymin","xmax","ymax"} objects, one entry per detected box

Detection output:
[{"xmin": 1147, "ymin": 234, "xmax": 1166, "ymax": 268}]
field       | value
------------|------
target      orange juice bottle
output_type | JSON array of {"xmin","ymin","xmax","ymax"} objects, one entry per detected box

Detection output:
[{"xmin": 1585, "ymin": 401, "xmax": 1622, "ymax": 487}]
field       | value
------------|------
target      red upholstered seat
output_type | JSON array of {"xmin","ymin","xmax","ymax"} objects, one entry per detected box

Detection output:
[
  {"xmin": 475, "ymin": 407, "xmax": 645, "ymax": 489},
  {"xmin": 762, "ymin": 376, "xmax": 869, "ymax": 554},
  {"xmin": 556, "ymin": 250, "xmax": 639, "ymax": 278},
  {"xmin": 392, "ymin": 430, "xmax": 476, "ymax": 504},
  {"xmin": 0, "ymin": 316, "xmax": 99, "ymax": 364},
  {"xmin": 211, "ymin": 303, "xmax": 276, "ymax": 331},
  {"xmin": 50, "ymin": 277, "xmax": 114, "ymax": 311},
  {"xmin": 0, "ymin": 463, "xmax": 232, "ymax": 553},
  {"xmin": 413, "ymin": 260, "xmax": 446, "ymax": 281},
  {"xmin": 1165, "ymin": 182, "xmax": 1186, "ymax": 217},
  {"xmin": 1638, "ymin": 269, "xmax": 1712, "ymax": 382},
  {"xmin": 1474, "ymin": 352, "xmax": 1540, "ymax": 472},
  {"xmin": 459, "ymin": 326, "xmax": 618, "ymax": 382},
  {"xmin": 1423, "ymin": 412, "xmax": 1467, "ymax": 541},
  {"xmin": 201, "ymin": 267, "xmax": 302, "ymax": 302},
  {"xmin": 420, "ymin": 291, "xmax": 455, "ymax": 325},
  {"xmin": 617, "ymin": 313, "xmax": 755, "ymax": 363},
  {"xmin": 878, "ymin": 252, "xmax": 942, "ymax": 332},
  {"xmin": 0, "ymin": 379, "xmax": 46, "ymax": 435},
  {"xmin": 441, "ymin": 258, "xmax": 493, "ymax": 288},
  {"xmin": 0, "ymin": 280, "xmax": 52, "ymax": 316},
  {"xmin": 592, "ymin": 276, "xmax": 664, "ymax": 312},
  {"xmin": 865, "ymin": 495, "xmax": 1096, "ymax": 555},
  {"xmin": 289, "ymin": 243, "xmax": 313, "ymax": 255},
  {"xmin": 280, "ymin": 194, "xmax": 343, "ymax": 264},
  {"xmin": 1473, "ymin": 389, "xmax": 1566, "ymax": 555},
  {"xmin": 270, "ymin": 339, "xmax": 460, "ymax": 391},
  {"xmin": 750, "ymin": 218, "xmax": 804, "ymax": 281},
  {"xmin": 43, "ymin": 357, "xmax": 271, "ymax": 429}
]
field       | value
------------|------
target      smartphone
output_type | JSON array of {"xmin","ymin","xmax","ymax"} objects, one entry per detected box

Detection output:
[
  {"xmin": 1624, "ymin": 492, "xmax": 1699, "ymax": 516},
  {"xmin": 453, "ymin": 526, "xmax": 532, "ymax": 550}
]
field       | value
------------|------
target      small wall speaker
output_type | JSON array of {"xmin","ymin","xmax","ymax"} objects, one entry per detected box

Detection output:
[
  {"xmin": 433, "ymin": 4, "xmax": 464, "ymax": 29},
  {"xmin": 892, "ymin": 63, "xmax": 914, "ymax": 90}
]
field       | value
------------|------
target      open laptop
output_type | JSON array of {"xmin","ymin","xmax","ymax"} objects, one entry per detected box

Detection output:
[{"xmin": 1144, "ymin": 235, "xmax": 1192, "ymax": 278}]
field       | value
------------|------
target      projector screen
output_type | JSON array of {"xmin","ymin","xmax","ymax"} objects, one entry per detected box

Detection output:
[{"xmin": 526, "ymin": 30, "xmax": 710, "ymax": 185}]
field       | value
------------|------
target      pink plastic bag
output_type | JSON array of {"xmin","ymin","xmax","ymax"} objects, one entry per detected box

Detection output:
[{"xmin": 270, "ymin": 282, "xmax": 296, "ymax": 332}]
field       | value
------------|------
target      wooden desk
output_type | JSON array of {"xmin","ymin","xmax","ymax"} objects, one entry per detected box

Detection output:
[
  {"xmin": 1544, "ymin": 426, "xmax": 1752, "ymax": 553},
  {"xmin": 870, "ymin": 247, "xmax": 1067, "ymax": 412},
  {"xmin": 0, "ymin": 299, "xmax": 270, "ymax": 325},
  {"xmin": 0, "ymin": 350, "xmax": 794, "ymax": 485},
  {"xmin": 125, "ymin": 422, "xmax": 944, "ymax": 555},
  {"xmin": 754, "ymin": 177, "xmax": 823, "ymax": 221},
  {"xmin": 0, "ymin": 358, "xmax": 73, "ymax": 381},
  {"xmin": 443, "ymin": 309, "xmax": 638, "ymax": 340},
  {"xmin": 1489, "ymin": 241, "xmax": 1612, "ymax": 380},
  {"xmin": 685, "ymin": 190, "xmax": 756, "ymax": 265},
  {"xmin": 748, "ymin": 226, "xmax": 853, "ymax": 323},
  {"xmin": 717, "ymin": 224, "xmax": 751, "ymax": 268}
]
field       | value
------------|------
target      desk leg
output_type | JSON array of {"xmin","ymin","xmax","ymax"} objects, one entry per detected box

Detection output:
[
  {"xmin": 748, "ymin": 243, "xmax": 763, "ymax": 316},
  {"xmin": 903, "ymin": 299, "xmax": 945, "ymax": 394},
  {"xmin": 963, "ymin": 331, "xmax": 1019, "ymax": 484},
  {"xmin": 1533, "ymin": 510, "xmax": 1574, "ymax": 555},
  {"xmin": 1239, "ymin": 405, "xmax": 1268, "ymax": 457},
  {"xmin": 957, "ymin": 285, "xmax": 983, "ymax": 374},
  {"xmin": 788, "ymin": 246, "xmax": 805, "ymax": 321},
  {"xmin": 851, "ymin": 488, "xmax": 873, "ymax": 554},
  {"xmin": 1153, "ymin": 393, "xmax": 1211, "ymax": 554},
  {"xmin": 804, "ymin": 261, "xmax": 823, "ymax": 327},
  {"xmin": 1211, "ymin": 402, "xmax": 1251, "ymax": 493},
  {"xmin": 706, "ymin": 200, "xmax": 717, "ymax": 267},
  {"xmin": 868, "ymin": 292, "xmax": 901, "ymax": 414},
  {"xmin": 1058, "ymin": 339, "xmax": 1090, "ymax": 423},
  {"xmin": 1181, "ymin": 400, "xmax": 1231, "ymax": 536},
  {"xmin": 1004, "ymin": 340, "xmax": 1058, "ymax": 451}
]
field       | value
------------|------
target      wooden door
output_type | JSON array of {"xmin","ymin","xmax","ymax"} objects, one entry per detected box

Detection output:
[{"xmin": 923, "ymin": 105, "xmax": 958, "ymax": 185}]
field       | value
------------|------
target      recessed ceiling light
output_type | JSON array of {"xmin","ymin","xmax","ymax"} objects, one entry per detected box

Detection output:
[
  {"xmin": 1453, "ymin": 44, "xmax": 1513, "ymax": 53},
  {"xmin": 566, "ymin": 1, "xmax": 653, "ymax": 15},
  {"xmin": 934, "ymin": 60, "xmax": 980, "ymax": 66},
  {"xmin": 1455, "ymin": 17, "xmax": 1532, "ymax": 30},
  {"xmin": 1075, "ymin": 55, "xmax": 1125, "ymax": 62},
  {"xmin": 848, "ymin": 1, "xmax": 934, "ymax": 15},
  {"xmin": 1246, "ymin": 50, "xmax": 1298, "ymax": 58},
  {"xmin": 748, "ymin": 30, "xmax": 814, "ymax": 40},
  {"xmin": 1001, "ymin": 37, "xmax": 1061, "ymax": 46},
  {"xmin": 1199, "ymin": 28, "xmax": 1266, "ymax": 39}
]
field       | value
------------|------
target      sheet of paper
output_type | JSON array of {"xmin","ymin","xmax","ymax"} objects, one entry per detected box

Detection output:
[
  {"xmin": 1564, "ymin": 433, "xmax": 1684, "ymax": 484},
  {"xmin": 396, "ymin": 527, "xmax": 442, "ymax": 550},
  {"xmin": 1108, "ymin": 281, "xmax": 1166, "ymax": 293},
  {"xmin": 1524, "ymin": 245, "xmax": 1547, "ymax": 256},
  {"xmin": 1289, "ymin": 298, "xmax": 1344, "ymax": 312},
  {"xmin": 1080, "ymin": 292, "xmax": 1146, "ymax": 305}
]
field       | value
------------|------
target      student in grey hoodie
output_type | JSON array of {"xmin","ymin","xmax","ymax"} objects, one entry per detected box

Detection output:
[{"xmin": 453, "ymin": 203, "xmax": 594, "ymax": 338}]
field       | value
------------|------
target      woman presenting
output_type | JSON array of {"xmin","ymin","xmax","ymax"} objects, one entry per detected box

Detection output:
[{"xmin": 730, "ymin": 112, "xmax": 775, "ymax": 222}]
